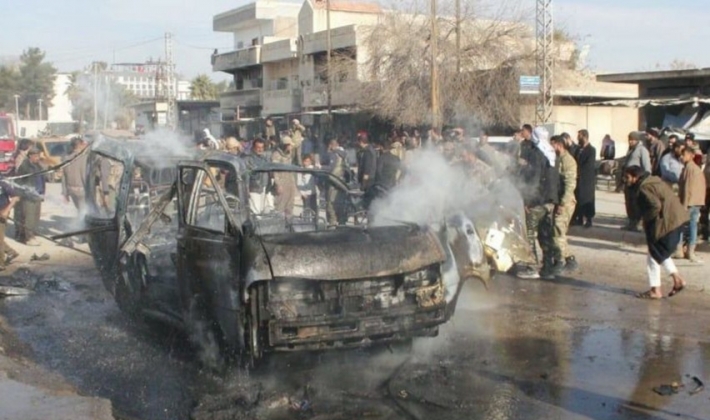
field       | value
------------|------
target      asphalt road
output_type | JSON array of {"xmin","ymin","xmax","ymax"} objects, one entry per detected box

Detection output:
[{"xmin": 0, "ymin": 184, "xmax": 709, "ymax": 420}]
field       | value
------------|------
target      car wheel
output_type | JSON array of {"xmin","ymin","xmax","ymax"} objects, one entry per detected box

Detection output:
[
  {"xmin": 114, "ymin": 253, "xmax": 144, "ymax": 320},
  {"xmin": 185, "ymin": 296, "xmax": 226, "ymax": 372}
]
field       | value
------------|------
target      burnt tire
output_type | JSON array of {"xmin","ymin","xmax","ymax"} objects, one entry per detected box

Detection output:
[
  {"xmin": 114, "ymin": 253, "xmax": 145, "ymax": 320},
  {"xmin": 185, "ymin": 296, "xmax": 227, "ymax": 372}
]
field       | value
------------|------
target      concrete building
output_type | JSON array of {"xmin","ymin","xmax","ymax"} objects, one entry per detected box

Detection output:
[
  {"xmin": 109, "ymin": 62, "xmax": 191, "ymax": 100},
  {"xmin": 211, "ymin": 0, "xmax": 640, "ymax": 146},
  {"xmin": 132, "ymin": 100, "xmax": 221, "ymax": 138},
  {"xmin": 597, "ymin": 69, "xmax": 710, "ymax": 147}
]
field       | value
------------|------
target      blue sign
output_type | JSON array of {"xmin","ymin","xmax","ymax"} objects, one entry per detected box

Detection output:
[{"xmin": 520, "ymin": 75, "xmax": 541, "ymax": 95}]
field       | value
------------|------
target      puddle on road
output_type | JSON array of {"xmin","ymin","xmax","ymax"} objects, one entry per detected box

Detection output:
[{"xmin": 2, "ymin": 273, "xmax": 709, "ymax": 420}]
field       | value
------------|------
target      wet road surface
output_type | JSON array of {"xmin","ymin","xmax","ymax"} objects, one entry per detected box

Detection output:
[{"xmin": 2, "ymin": 241, "xmax": 710, "ymax": 420}]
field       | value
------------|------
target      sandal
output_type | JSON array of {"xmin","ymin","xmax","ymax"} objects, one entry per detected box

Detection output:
[
  {"xmin": 636, "ymin": 290, "xmax": 662, "ymax": 300},
  {"xmin": 668, "ymin": 285, "xmax": 685, "ymax": 298}
]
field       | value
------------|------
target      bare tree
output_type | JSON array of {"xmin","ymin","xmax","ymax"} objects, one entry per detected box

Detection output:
[{"xmin": 338, "ymin": 0, "xmax": 537, "ymax": 129}]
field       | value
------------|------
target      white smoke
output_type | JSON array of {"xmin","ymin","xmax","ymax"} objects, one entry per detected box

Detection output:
[{"xmin": 370, "ymin": 150, "xmax": 522, "ymax": 226}]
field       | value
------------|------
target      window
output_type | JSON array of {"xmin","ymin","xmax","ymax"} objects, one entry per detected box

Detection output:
[
  {"xmin": 87, "ymin": 153, "xmax": 125, "ymax": 219},
  {"xmin": 181, "ymin": 164, "xmax": 240, "ymax": 234}
]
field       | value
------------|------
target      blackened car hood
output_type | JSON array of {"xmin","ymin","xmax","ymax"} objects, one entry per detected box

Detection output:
[{"xmin": 259, "ymin": 225, "xmax": 446, "ymax": 281}]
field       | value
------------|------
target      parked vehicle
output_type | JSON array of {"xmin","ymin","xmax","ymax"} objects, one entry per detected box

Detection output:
[{"xmin": 0, "ymin": 113, "xmax": 18, "ymax": 174}]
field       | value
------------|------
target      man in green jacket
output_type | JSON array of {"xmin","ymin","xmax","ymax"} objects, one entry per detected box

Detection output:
[{"xmin": 624, "ymin": 165, "xmax": 688, "ymax": 299}]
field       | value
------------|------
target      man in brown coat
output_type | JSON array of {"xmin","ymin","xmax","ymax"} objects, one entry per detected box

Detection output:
[
  {"xmin": 271, "ymin": 136, "xmax": 297, "ymax": 218},
  {"xmin": 62, "ymin": 137, "xmax": 88, "ymax": 214},
  {"xmin": 625, "ymin": 165, "xmax": 688, "ymax": 299},
  {"xmin": 678, "ymin": 146, "xmax": 706, "ymax": 262}
]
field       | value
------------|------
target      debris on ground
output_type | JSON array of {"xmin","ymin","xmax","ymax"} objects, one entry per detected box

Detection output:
[
  {"xmin": 689, "ymin": 377, "xmax": 705, "ymax": 395},
  {"xmin": 653, "ymin": 382, "xmax": 683, "ymax": 396},
  {"xmin": 0, "ymin": 286, "xmax": 32, "ymax": 298},
  {"xmin": 30, "ymin": 253, "xmax": 50, "ymax": 262},
  {"xmin": 0, "ymin": 269, "xmax": 70, "ymax": 294}
]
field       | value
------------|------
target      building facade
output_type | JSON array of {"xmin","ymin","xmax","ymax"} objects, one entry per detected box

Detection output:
[
  {"xmin": 211, "ymin": 0, "xmax": 639, "ymax": 143},
  {"xmin": 109, "ymin": 62, "xmax": 191, "ymax": 100}
]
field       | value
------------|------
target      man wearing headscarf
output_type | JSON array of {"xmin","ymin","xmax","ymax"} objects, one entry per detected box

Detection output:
[
  {"xmin": 290, "ymin": 119, "xmax": 306, "ymax": 166},
  {"xmin": 515, "ymin": 126, "xmax": 560, "ymax": 279}
]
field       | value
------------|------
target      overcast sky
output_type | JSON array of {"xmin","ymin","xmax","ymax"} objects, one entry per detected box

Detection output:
[{"xmin": 0, "ymin": 0, "xmax": 707, "ymax": 79}]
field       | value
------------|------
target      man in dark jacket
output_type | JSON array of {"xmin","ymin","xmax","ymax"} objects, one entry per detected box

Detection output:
[
  {"xmin": 374, "ymin": 142, "xmax": 401, "ymax": 190},
  {"xmin": 356, "ymin": 132, "xmax": 377, "ymax": 207},
  {"xmin": 573, "ymin": 129, "xmax": 597, "ymax": 227},
  {"xmin": 16, "ymin": 148, "xmax": 46, "ymax": 246},
  {"xmin": 516, "ymin": 126, "xmax": 560, "ymax": 279},
  {"xmin": 624, "ymin": 165, "xmax": 688, "ymax": 299}
]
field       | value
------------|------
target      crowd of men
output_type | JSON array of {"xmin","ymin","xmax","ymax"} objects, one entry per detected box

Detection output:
[
  {"xmin": 620, "ymin": 129, "xmax": 707, "ymax": 264},
  {"xmin": 204, "ymin": 119, "xmax": 606, "ymax": 282}
]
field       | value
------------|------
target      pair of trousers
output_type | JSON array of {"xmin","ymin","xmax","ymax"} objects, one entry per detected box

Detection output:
[
  {"xmin": 553, "ymin": 203, "xmax": 575, "ymax": 260},
  {"xmin": 646, "ymin": 255, "xmax": 678, "ymax": 287},
  {"xmin": 0, "ymin": 218, "xmax": 18, "ymax": 267},
  {"xmin": 18, "ymin": 199, "xmax": 41, "ymax": 242},
  {"xmin": 526, "ymin": 204, "xmax": 555, "ymax": 264},
  {"xmin": 682, "ymin": 206, "xmax": 701, "ymax": 247},
  {"xmin": 249, "ymin": 191, "xmax": 274, "ymax": 215}
]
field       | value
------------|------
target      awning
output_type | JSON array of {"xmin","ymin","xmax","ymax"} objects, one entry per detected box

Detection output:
[
  {"xmin": 587, "ymin": 96, "xmax": 710, "ymax": 108},
  {"xmin": 300, "ymin": 108, "xmax": 357, "ymax": 115}
]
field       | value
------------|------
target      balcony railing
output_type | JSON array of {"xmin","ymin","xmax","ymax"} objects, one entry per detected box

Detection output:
[{"xmin": 212, "ymin": 46, "xmax": 262, "ymax": 72}]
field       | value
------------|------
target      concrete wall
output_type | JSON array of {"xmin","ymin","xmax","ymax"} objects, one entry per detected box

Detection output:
[{"xmin": 521, "ymin": 105, "xmax": 638, "ymax": 156}]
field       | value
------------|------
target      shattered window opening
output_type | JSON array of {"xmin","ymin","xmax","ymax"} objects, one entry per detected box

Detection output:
[{"xmin": 87, "ymin": 153, "xmax": 125, "ymax": 219}]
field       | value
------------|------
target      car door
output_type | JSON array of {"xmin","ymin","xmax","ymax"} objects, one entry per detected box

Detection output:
[
  {"xmin": 84, "ymin": 143, "xmax": 134, "ymax": 293},
  {"xmin": 176, "ymin": 160, "xmax": 245, "ymax": 349}
]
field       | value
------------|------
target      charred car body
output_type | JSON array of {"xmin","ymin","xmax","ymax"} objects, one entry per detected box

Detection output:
[{"xmin": 81, "ymin": 137, "xmax": 532, "ymax": 367}]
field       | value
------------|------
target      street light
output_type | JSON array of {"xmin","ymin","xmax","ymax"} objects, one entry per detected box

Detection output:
[
  {"xmin": 13, "ymin": 94, "xmax": 20, "ymax": 136},
  {"xmin": 37, "ymin": 98, "xmax": 43, "ymax": 121}
]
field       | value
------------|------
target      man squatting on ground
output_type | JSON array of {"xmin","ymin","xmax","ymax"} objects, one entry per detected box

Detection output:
[{"xmin": 624, "ymin": 165, "xmax": 687, "ymax": 299}]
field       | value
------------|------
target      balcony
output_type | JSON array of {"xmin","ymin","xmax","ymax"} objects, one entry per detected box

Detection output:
[
  {"xmin": 261, "ymin": 38, "xmax": 297, "ymax": 63},
  {"xmin": 212, "ymin": 46, "xmax": 262, "ymax": 72},
  {"xmin": 263, "ymin": 88, "xmax": 301, "ymax": 115},
  {"xmin": 302, "ymin": 81, "xmax": 359, "ymax": 108},
  {"xmin": 220, "ymin": 89, "xmax": 262, "ymax": 109}
]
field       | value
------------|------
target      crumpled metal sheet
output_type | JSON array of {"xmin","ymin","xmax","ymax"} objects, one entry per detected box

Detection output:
[{"xmin": 260, "ymin": 225, "xmax": 446, "ymax": 281}]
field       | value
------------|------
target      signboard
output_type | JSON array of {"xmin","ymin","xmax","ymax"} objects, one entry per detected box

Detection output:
[{"xmin": 520, "ymin": 75, "xmax": 541, "ymax": 95}]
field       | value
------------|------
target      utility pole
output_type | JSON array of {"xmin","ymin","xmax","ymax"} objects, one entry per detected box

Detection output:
[
  {"xmin": 13, "ymin": 95, "xmax": 20, "ymax": 133},
  {"xmin": 37, "ymin": 98, "xmax": 43, "ymax": 120},
  {"xmin": 430, "ymin": 0, "xmax": 440, "ymax": 131},
  {"xmin": 455, "ymin": 0, "xmax": 461, "ymax": 74},
  {"xmin": 535, "ymin": 0, "xmax": 554, "ymax": 125},
  {"xmin": 93, "ymin": 62, "xmax": 99, "ymax": 132},
  {"xmin": 326, "ymin": 0, "xmax": 332, "ymax": 118},
  {"xmin": 165, "ymin": 32, "xmax": 177, "ymax": 130},
  {"xmin": 103, "ymin": 73, "xmax": 111, "ymax": 129}
]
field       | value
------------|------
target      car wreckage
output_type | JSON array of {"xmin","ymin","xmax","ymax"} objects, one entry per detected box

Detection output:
[{"xmin": 78, "ymin": 136, "xmax": 533, "ymax": 368}]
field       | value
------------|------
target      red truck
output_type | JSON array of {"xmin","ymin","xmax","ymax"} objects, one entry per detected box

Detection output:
[{"xmin": 0, "ymin": 113, "xmax": 18, "ymax": 174}]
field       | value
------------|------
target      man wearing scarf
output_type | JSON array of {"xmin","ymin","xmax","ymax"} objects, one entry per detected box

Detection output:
[{"xmin": 515, "ymin": 126, "xmax": 560, "ymax": 279}]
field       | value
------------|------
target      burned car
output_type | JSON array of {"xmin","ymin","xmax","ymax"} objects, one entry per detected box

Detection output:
[{"xmin": 81, "ymin": 137, "xmax": 531, "ymax": 368}]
